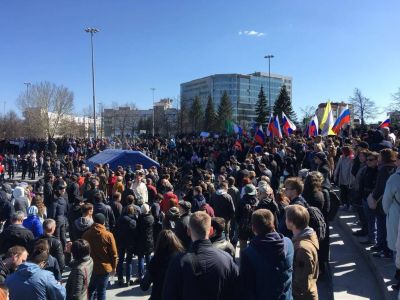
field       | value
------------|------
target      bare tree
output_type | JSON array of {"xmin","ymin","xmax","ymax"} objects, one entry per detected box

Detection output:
[
  {"xmin": 389, "ymin": 87, "xmax": 400, "ymax": 111},
  {"xmin": 299, "ymin": 105, "xmax": 316, "ymax": 126},
  {"xmin": 0, "ymin": 110, "xmax": 24, "ymax": 139},
  {"xmin": 17, "ymin": 81, "xmax": 74, "ymax": 138},
  {"xmin": 349, "ymin": 88, "xmax": 377, "ymax": 126}
]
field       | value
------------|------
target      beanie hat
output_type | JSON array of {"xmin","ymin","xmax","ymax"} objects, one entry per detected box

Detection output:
[{"xmin": 93, "ymin": 213, "xmax": 106, "ymax": 225}]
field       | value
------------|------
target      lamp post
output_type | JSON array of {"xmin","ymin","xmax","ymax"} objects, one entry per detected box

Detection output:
[
  {"xmin": 85, "ymin": 27, "xmax": 99, "ymax": 139},
  {"xmin": 24, "ymin": 82, "xmax": 31, "ymax": 98},
  {"xmin": 151, "ymin": 88, "xmax": 156, "ymax": 136},
  {"xmin": 264, "ymin": 55, "xmax": 274, "ymax": 114}
]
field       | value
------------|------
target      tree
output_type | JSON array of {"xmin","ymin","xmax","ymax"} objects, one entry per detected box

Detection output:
[
  {"xmin": 349, "ymin": 88, "xmax": 377, "ymax": 126},
  {"xmin": 389, "ymin": 87, "xmax": 400, "ymax": 111},
  {"xmin": 204, "ymin": 95, "xmax": 216, "ymax": 132},
  {"xmin": 217, "ymin": 91, "xmax": 232, "ymax": 131},
  {"xmin": 190, "ymin": 96, "xmax": 203, "ymax": 132},
  {"xmin": 17, "ymin": 81, "xmax": 74, "ymax": 138},
  {"xmin": 255, "ymin": 86, "xmax": 268, "ymax": 125},
  {"xmin": 0, "ymin": 110, "xmax": 24, "ymax": 139},
  {"xmin": 300, "ymin": 105, "xmax": 316, "ymax": 126},
  {"xmin": 273, "ymin": 85, "xmax": 297, "ymax": 121}
]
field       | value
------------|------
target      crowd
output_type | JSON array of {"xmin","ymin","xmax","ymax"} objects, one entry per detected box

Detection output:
[{"xmin": 0, "ymin": 125, "xmax": 399, "ymax": 300}]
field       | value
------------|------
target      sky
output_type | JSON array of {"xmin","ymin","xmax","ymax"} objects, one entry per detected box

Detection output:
[{"xmin": 0, "ymin": 0, "xmax": 399, "ymax": 121}]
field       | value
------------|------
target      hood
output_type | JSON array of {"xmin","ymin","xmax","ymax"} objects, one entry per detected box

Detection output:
[
  {"xmin": 74, "ymin": 217, "xmax": 94, "ymax": 232},
  {"xmin": 293, "ymin": 227, "xmax": 319, "ymax": 250},
  {"xmin": 216, "ymin": 189, "xmax": 227, "ymax": 195},
  {"xmin": 194, "ymin": 194, "xmax": 206, "ymax": 205},
  {"xmin": 250, "ymin": 231, "xmax": 285, "ymax": 258},
  {"xmin": 14, "ymin": 262, "xmax": 41, "ymax": 278},
  {"xmin": 13, "ymin": 186, "xmax": 25, "ymax": 199}
]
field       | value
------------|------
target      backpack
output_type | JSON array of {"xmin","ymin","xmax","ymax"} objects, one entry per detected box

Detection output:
[
  {"xmin": 304, "ymin": 202, "xmax": 327, "ymax": 241},
  {"xmin": 239, "ymin": 200, "xmax": 258, "ymax": 234},
  {"xmin": 327, "ymin": 190, "xmax": 341, "ymax": 221}
]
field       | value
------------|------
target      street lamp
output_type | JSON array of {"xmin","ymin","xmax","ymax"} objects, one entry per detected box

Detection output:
[
  {"xmin": 151, "ymin": 88, "xmax": 156, "ymax": 136},
  {"xmin": 24, "ymin": 82, "xmax": 31, "ymax": 98},
  {"xmin": 264, "ymin": 55, "xmax": 274, "ymax": 114},
  {"xmin": 85, "ymin": 27, "xmax": 99, "ymax": 139}
]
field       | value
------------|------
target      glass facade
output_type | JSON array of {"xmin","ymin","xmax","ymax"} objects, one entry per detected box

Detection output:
[{"xmin": 180, "ymin": 72, "xmax": 292, "ymax": 125}]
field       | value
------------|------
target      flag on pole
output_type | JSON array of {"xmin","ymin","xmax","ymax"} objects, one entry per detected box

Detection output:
[
  {"xmin": 281, "ymin": 112, "xmax": 297, "ymax": 136},
  {"xmin": 254, "ymin": 125, "xmax": 266, "ymax": 145},
  {"xmin": 308, "ymin": 115, "xmax": 319, "ymax": 137},
  {"xmin": 321, "ymin": 101, "xmax": 336, "ymax": 136},
  {"xmin": 379, "ymin": 118, "xmax": 391, "ymax": 128},
  {"xmin": 271, "ymin": 115, "xmax": 283, "ymax": 139},
  {"xmin": 266, "ymin": 114, "xmax": 273, "ymax": 137},
  {"xmin": 332, "ymin": 105, "xmax": 351, "ymax": 134}
]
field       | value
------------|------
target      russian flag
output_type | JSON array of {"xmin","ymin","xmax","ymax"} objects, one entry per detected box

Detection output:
[
  {"xmin": 379, "ymin": 118, "xmax": 391, "ymax": 128},
  {"xmin": 255, "ymin": 125, "xmax": 265, "ymax": 145},
  {"xmin": 267, "ymin": 114, "xmax": 273, "ymax": 137},
  {"xmin": 271, "ymin": 115, "xmax": 283, "ymax": 139},
  {"xmin": 282, "ymin": 112, "xmax": 297, "ymax": 136},
  {"xmin": 332, "ymin": 105, "xmax": 351, "ymax": 134},
  {"xmin": 308, "ymin": 115, "xmax": 319, "ymax": 137}
]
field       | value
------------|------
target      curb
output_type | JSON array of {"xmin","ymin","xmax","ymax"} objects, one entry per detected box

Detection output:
[{"xmin": 336, "ymin": 215, "xmax": 393, "ymax": 300}]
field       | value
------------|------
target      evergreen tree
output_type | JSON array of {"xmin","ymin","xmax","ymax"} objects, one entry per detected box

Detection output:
[
  {"xmin": 204, "ymin": 95, "xmax": 216, "ymax": 132},
  {"xmin": 190, "ymin": 96, "xmax": 203, "ymax": 132},
  {"xmin": 273, "ymin": 85, "xmax": 297, "ymax": 121},
  {"xmin": 255, "ymin": 86, "xmax": 268, "ymax": 125},
  {"xmin": 217, "ymin": 91, "xmax": 232, "ymax": 131}
]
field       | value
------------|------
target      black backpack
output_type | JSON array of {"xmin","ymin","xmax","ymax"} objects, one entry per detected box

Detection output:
[
  {"xmin": 239, "ymin": 200, "xmax": 258, "ymax": 233},
  {"xmin": 303, "ymin": 201, "xmax": 327, "ymax": 241}
]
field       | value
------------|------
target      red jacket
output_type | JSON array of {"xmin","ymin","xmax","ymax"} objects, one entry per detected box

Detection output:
[{"xmin": 160, "ymin": 192, "xmax": 179, "ymax": 213}]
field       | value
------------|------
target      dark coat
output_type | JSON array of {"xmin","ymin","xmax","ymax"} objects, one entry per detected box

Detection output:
[
  {"xmin": 93, "ymin": 202, "xmax": 115, "ymax": 230},
  {"xmin": 37, "ymin": 234, "xmax": 65, "ymax": 272},
  {"xmin": 0, "ymin": 224, "xmax": 34, "ymax": 254},
  {"xmin": 162, "ymin": 239, "xmax": 239, "ymax": 300},
  {"xmin": 210, "ymin": 191, "xmax": 235, "ymax": 221},
  {"xmin": 256, "ymin": 197, "xmax": 280, "ymax": 229},
  {"xmin": 66, "ymin": 255, "xmax": 93, "ymax": 300},
  {"xmin": 46, "ymin": 254, "xmax": 61, "ymax": 281},
  {"xmin": 317, "ymin": 162, "xmax": 331, "ymax": 190},
  {"xmin": 48, "ymin": 196, "xmax": 68, "ymax": 224},
  {"xmin": 67, "ymin": 182, "xmax": 80, "ymax": 204},
  {"xmin": 44, "ymin": 181, "xmax": 54, "ymax": 207},
  {"xmin": 372, "ymin": 163, "xmax": 396, "ymax": 214},
  {"xmin": 115, "ymin": 214, "xmax": 138, "ymax": 250},
  {"xmin": 110, "ymin": 201, "xmax": 123, "ymax": 222},
  {"xmin": 137, "ymin": 214, "xmax": 154, "ymax": 255},
  {"xmin": 0, "ymin": 259, "xmax": 10, "ymax": 283},
  {"xmin": 0, "ymin": 196, "xmax": 14, "ymax": 227},
  {"xmin": 239, "ymin": 232, "xmax": 294, "ymax": 300}
]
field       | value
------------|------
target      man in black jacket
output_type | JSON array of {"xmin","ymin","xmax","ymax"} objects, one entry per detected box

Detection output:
[
  {"xmin": 37, "ymin": 219, "xmax": 65, "ymax": 273},
  {"xmin": 0, "ymin": 246, "xmax": 28, "ymax": 283},
  {"xmin": 93, "ymin": 192, "xmax": 115, "ymax": 231},
  {"xmin": 162, "ymin": 211, "xmax": 239, "ymax": 300},
  {"xmin": 0, "ymin": 211, "xmax": 34, "ymax": 254}
]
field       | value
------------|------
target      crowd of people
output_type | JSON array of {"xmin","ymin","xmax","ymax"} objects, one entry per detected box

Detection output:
[{"xmin": 0, "ymin": 126, "xmax": 399, "ymax": 299}]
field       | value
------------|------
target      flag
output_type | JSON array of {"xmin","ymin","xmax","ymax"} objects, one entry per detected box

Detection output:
[
  {"xmin": 234, "ymin": 140, "xmax": 243, "ymax": 151},
  {"xmin": 379, "ymin": 118, "xmax": 391, "ymax": 128},
  {"xmin": 254, "ymin": 125, "xmax": 265, "ymax": 145},
  {"xmin": 308, "ymin": 115, "xmax": 319, "ymax": 137},
  {"xmin": 233, "ymin": 123, "xmax": 243, "ymax": 135},
  {"xmin": 332, "ymin": 105, "xmax": 351, "ymax": 134},
  {"xmin": 271, "ymin": 115, "xmax": 283, "ymax": 139},
  {"xmin": 321, "ymin": 101, "xmax": 336, "ymax": 136},
  {"xmin": 281, "ymin": 112, "xmax": 297, "ymax": 136},
  {"xmin": 266, "ymin": 114, "xmax": 273, "ymax": 137}
]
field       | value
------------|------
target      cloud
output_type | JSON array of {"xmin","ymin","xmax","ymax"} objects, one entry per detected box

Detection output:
[{"xmin": 238, "ymin": 30, "xmax": 265, "ymax": 37}]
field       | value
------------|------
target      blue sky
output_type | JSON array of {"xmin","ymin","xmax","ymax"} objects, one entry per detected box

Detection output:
[{"xmin": 0, "ymin": 0, "xmax": 399, "ymax": 121}]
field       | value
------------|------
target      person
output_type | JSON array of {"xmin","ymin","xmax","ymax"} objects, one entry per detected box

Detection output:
[
  {"xmin": 0, "ymin": 211, "xmax": 34, "ymax": 254},
  {"xmin": 210, "ymin": 217, "xmax": 236, "ymax": 259},
  {"xmin": 110, "ymin": 192, "xmax": 123, "ymax": 222},
  {"xmin": 285, "ymin": 205, "xmax": 319, "ymax": 300},
  {"xmin": 67, "ymin": 175, "xmax": 80, "ymax": 205},
  {"xmin": 0, "ymin": 246, "xmax": 28, "ymax": 283},
  {"xmin": 191, "ymin": 186, "xmax": 206, "ymax": 213},
  {"xmin": 175, "ymin": 201, "xmax": 192, "ymax": 249},
  {"xmin": 47, "ymin": 181, "xmax": 68, "ymax": 249},
  {"xmin": 83, "ymin": 213, "xmax": 118, "ymax": 300},
  {"xmin": 5, "ymin": 242, "xmax": 66, "ymax": 300},
  {"xmin": 160, "ymin": 184, "xmax": 179, "ymax": 213},
  {"xmin": 93, "ymin": 193, "xmax": 115, "ymax": 231},
  {"xmin": 334, "ymin": 146, "xmax": 355, "ymax": 210},
  {"xmin": 239, "ymin": 209, "xmax": 294, "ymax": 300},
  {"xmin": 256, "ymin": 184, "xmax": 280, "ymax": 229},
  {"xmin": 0, "ymin": 191, "xmax": 14, "ymax": 230},
  {"xmin": 37, "ymin": 219, "xmax": 65, "ymax": 274},
  {"xmin": 72, "ymin": 203, "xmax": 94, "ymax": 240},
  {"xmin": 162, "ymin": 211, "xmax": 239, "ymax": 300},
  {"xmin": 11, "ymin": 186, "xmax": 29, "ymax": 217},
  {"xmin": 32, "ymin": 239, "xmax": 61, "ymax": 282},
  {"xmin": 115, "ymin": 205, "xmax": 138, "ymax": 286},
  {"xmin": 313, "ymin": 151, "xmax": 331, "ymax": 190},
  {"xmin": 131, "ymin": 171, "xmax": 148, "ymax": 203},
  {"xmin": 146, "ymin": 178, "xmax": 158, "ymax": 205},
  {"xmin": 23, "ymin": 206, "xmax": 43, "ymax": 238},
  {"xmin": 140, "ymin": 230, "xmax": 184, "ymax": 300},
  {"xmin": 136, "ymin": 204, "xmax": 154, "ymax": 283},
  {"xmin": 210, "ymin": 181, "xmax": 235, "ymax": 240},
  {"xmin": 66, "ymin": 239, "xmax": 94, "ymax": 300}
]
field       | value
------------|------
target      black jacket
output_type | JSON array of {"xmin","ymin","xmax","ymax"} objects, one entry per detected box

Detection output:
[
  {"xmin": 0, "ymin": 259, "xmax": 10, "ymax": 283},
  {"xmin": 46, "ymin": 254, "xmax": 61, "ymax": 281},
  {"xmin": 210, "ymin": 191, "xmax": 235, "ymax": 221},
  {"xmin": 115, "ymin": 214, "xmax": 138, "ymax": 249},
  {"xmin": 93, "ymin": 202, "xmax": 115, "ymax": 230},
  {"xmin": 0, "ymin": 224, "xmax": 34, "ymax": 254},
  {"xmin": 256, "ymin": 197, "xmax": 280, "ymax": 229},
  {"xmin": 67, "ymin": 182, "xmax": 80, "ymax": 204},
  {"xmin": 0, "ymin": 196, "xmax": 14, "ymax": 227},
  {"xmin": 48, "ymin": 196, "xmax": 68, "ymax": 223},
  {"xmin": 162, "ymin": 239, "xmax": 239, "ymax": 300},
  {"xmin": 37, "ymin": 234, "xmax": 65, "ymax": 272},
  {"xmin": 137, "ymin": 214, "xmax": 154, "ymax": 255},
  {"xmin": 66, "ymin": 255, "xmax": 94, "ymax": 300},
  {"xmin": 43, "ymin": 181, "xmax": 54, "ymax": 207}
]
